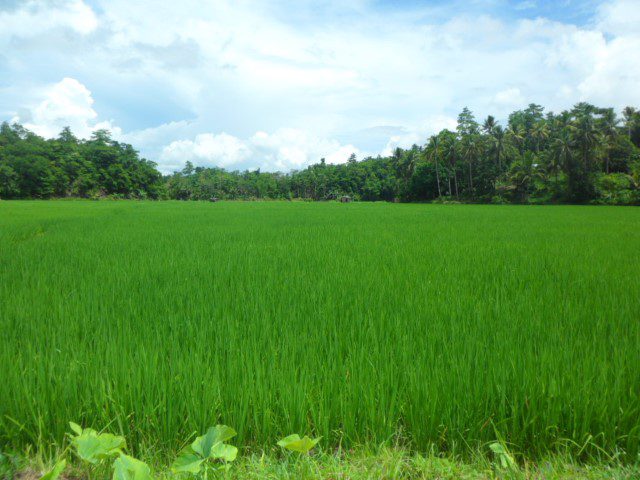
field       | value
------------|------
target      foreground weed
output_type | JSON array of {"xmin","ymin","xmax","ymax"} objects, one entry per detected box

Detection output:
[
  {"xmin": 64, "ymin": 422, "xmax": 152, "ymax": 480},
  {"xmin": 69, "ymin": 422, "xmax": 126, "ymax": 464},
  {"xmin": 171, "ymin": 425, "xmax": 238, "ymax": 478},
  {"xmin": 489, "ymin": 442, "xmax": 518, "ymax": 474},
  {"xmin": 112, "ymin": 454, "xmax": 153, "ymax": 480},
  {"xmin": 39, "ymin": 460, "xmax": 66, "ymax": 480},
  {"xmin": 277, "ymin": 435, "xmax": 321, "ymax": 455}
]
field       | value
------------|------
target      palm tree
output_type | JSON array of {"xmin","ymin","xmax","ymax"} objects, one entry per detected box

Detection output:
[
  {"xmin": 550, "ymin": 128, "xmax": 572, "ymax": 184},
  {"xmin": 444, "ymin": 136, "xmax": 459, "ymax": 197},
  {"xmin": 461, "ymin": 136, "xmax": 481, "ymax": 196},
  {"xmin": 427, "ymin": 135, "xmax": 442, "ymax": 197},
  {"xmin": 599, "ymin": 108, "xmax": 619, "ymax": 174},
  {"xmin": 531, "ymin": 121, "xmax": 549, "ymax": 153},
  {"xmin": 491, "ymin": 126, "xmax": 507, "ymax": 172},
  {"xmin": 507, "ymin": 125, "xmax": 526, "ymax": 155},
  {"xmin": 482, "ymin": 115, "xmax": 497, "ymax": 135},
  {"xmin": 508, "ymin": 151, "xmax": 545, "ymax": 202},
  {"xmin": 622, "ymin": 106, "xmax": 636, "ymax": 137},
  {"xmin": 571, "ymin": 114, "xmax": 599, "ymax": 171}
]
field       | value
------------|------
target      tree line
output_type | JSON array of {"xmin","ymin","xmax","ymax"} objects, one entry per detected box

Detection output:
[
  {"xmin": 2, "ymin": 102, "xmax": 640, "ymax": 204},
  {"xmin": 0, "ymin": 124, "xmax": 162, "ymax": 199}
]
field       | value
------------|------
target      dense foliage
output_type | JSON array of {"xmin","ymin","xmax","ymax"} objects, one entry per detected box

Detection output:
[
  {"xmin": 3, "ymin": 102, "xmax": 640, "ymax": 204},
  {"xmin": 0, "ymin": 124, "xmax": 163, "ymax": 199},
  {"xmin": 166, "ymin": 103, "xmax": 640, "ymax": 204}
]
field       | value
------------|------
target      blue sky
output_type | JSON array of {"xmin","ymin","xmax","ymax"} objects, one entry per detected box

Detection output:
[{"xmin": 1, "ymin": 0, "xmax": 639, "ymax": 172}]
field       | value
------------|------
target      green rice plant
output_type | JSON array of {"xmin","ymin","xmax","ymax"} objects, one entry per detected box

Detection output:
[
  {"xmin": 0, "ymin": 201, "xmax": 639, "ymax": 462},
  {"xmin": 172, "ymin": 425, "xmax": 238, "ymax": 477}
]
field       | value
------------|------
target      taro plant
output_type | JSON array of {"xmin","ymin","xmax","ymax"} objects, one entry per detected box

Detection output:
[
  {"xmin": 67, "ymin": 422, "xmax": 152, "ymax": 480},
  {"xmin": 489, "ymin": 442, "xmax": 517, "ymax": 471},
  {"xmin": 171, "ymin": 425, "xmax": 238, "ymax": 477},
  {"xmin": 112, "ymin": 453, "xmax": 153, "ymax": 480},
  {"xmin": 277, "ymin": 434, "xmax": 321, "ymax": 455},
  {"xmin": 69, "ymin": 422, "xmax": 126, "ymax": 464}
]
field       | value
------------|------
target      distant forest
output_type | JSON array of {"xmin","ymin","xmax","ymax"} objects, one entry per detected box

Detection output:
[{"xmin": 2, "ymin": 103, "xmax": 640, "ymax": 204}]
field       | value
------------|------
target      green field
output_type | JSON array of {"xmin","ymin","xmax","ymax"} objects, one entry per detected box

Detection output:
[{"xmin": 1, "ymin": 201, "xmax": 639, "ymax": 463}]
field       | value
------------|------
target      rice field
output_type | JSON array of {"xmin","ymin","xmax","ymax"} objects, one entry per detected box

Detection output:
[{"xmin": 0, "ymin": 201, "xmax": 639, "ymax": 461}]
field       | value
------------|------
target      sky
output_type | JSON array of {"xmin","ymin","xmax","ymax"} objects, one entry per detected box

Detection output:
[{"xmin": 1, "ymin": 0, "xmax": 639, "ymax": 173}]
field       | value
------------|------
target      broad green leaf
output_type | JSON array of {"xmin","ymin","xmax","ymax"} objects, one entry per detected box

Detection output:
[
  {"xmin": 40, "ymin": 459, "xmax": 66, "ymax": 480},
  {"xmin": 210, "ymin": 443, "xmax": 238, "ymax": 462},
  {"xmin": 489, "ymin": 442, "xmax": 517, "ymax": 470},
  {"xmin": 171, "ymin": 451, "xmax": 204, "ymax": 474},
  {"xmin": 72, "ymin": 429, "xmax": 126, "ymax": 464},
  {"xmin": 277, "ymin": 434, "xmax": 320, "ymax": 453},
  {"xmin": 112, "ymin": 454, "xmax": 152, "ymax": 480},
  {"xmin": 191, "ymin": 425, "xmax": 236, "ymax": 459},
  {"xmin": 277, "ymin": 434, "xmax": 301, "ymax": 447},
  {"xmin": 69, "ymin": 422, "xmax": 83, "ymax": 436}
]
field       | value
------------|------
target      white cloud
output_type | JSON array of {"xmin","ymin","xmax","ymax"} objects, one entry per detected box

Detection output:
[
  {"xmin": 381, "ymin": 116, "xmax": 457, "ymax": 156},
  {"xmin": 494, "ymin": 87, "xmax": 525, "ymax": 106},
  {"xmin": 160, "ymin": 132, "xmax": 251, "ymax": 171},
  {"xmin": 159, "ymin": 128, "xmax": 360, "ymax": 173},
  {"xmin": 2, "ymin": 0, "xmax": 640, "ymax": 171},
  {"xmin": 597, "ymin": 0, "xmax": 640, "ymax": 35},
  {"xmin": 11, "ymin": 77, "xmax": 120, "ymax": 139},
  {"xmin": 250, "ymin": 128, "xmax": 360, "ymax": 170},
  {"xmin": 0, "ymin": 0, "xmax": 97, "ymax": 39}
]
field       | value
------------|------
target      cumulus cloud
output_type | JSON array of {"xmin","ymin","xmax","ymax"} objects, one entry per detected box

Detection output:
[
  {"xmin": 596, "ymin": 0, "xmax": 640, "ymax": 35},
  {"xmin": 493, "ymin": 87, "xmax": 525, "ymax": 107},
  {"xmin": 159, "ymin": 128, "xmax": 360, "ymax": 173},
  {"xmin": 250, "ymin": 129, "xmax": 360, "ymax": 170},
  {"xmin": 160, "ymin": 133, "xmax": 251, "ymax": 171},
  {"xmin": 11, "ymin": 77, "xmax": 120, "ymax": 139},
  {"xmin": 381, "ymin": 116, "xmax": 458, "ymax": 156},
  {"xmin": 2, "ymin": 0, "xmax": 640, "ymax": 171},
  {"xmin": 0, "ymin": 0, "xmax": 97, "ymax": 39}
]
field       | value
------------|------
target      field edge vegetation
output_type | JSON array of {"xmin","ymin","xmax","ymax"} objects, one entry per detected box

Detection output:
[{"xmin": 5, "ymin": 447, "xmax": 640, "ymax": 480}]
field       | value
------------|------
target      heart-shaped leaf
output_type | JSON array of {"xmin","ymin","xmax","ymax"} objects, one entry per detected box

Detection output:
[
  {"xmin": 191, "ymin": 425, "xmax": 236, "ymax": 459},
  {"xmin": 69, "ymin": 422, "xmax": 83, "ymax": 436},
  {"xmin": 70, "ymin": 425, "xmax": 126, "ymax": 464},
  {"xmin": 210, "ymin": 443, "xmax": 238, "ymax": 462},
  {"xmin": 112, "ymin": 454, "xmax": 152, "ymax": 480},
  {"xmin": 40, "ymin": 459, "xmax": 66, "ymax": 480},
  {"xmin": 489, "ymin": 442, "xmax": 517, "ymax": 470},
  {"xmin": 277, "ymin": 434, "xmax": 320, "ymax": 454},
  {"xmin": 171, "ymin": 450, "xmax": 204, "ymax": 474}
]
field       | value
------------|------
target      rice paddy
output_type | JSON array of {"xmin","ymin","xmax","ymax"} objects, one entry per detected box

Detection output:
[{"xmin": 0, "ymin": 201, "xmax": 639, "ymax": 462}]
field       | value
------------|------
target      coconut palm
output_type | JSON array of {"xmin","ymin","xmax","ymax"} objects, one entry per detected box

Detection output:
[
  {"xmin": 599, "ymin": 108, "xmax": 619, "ymax": 174},
  {"xmin": 482, "ymin": 115, "xmax": 497, "ymax": 135},
  {"xmin": 550, "ymin": 128, "xmax": 572, "ymax": 184},
  {"xmin": 461, "ymin": 135, "xmax": 481, "ymax": 196},
  {"xmin": 531, "ymin": 121, "xmax": 549, "ymax": 153},
  {"xmin": 491, "ymin": 125, "xmax": 507, "ymax": 172},
  {"xmin": 507, "ymin": 151, "xmax": 545, "ymax": 202},
  {"xmin": 622, "ymin": 106, "xmax": 636, "ymax": 137},
  {"xmin": 427, "ymin": 135, "xmax": 442, "ymax": 197},
  {"xmin": 571, "ymin": 113, "xmax": 599, "ymax": 171},
  {"xmin": 507, "ymin": 125, "xmax": 526, "ymax": 155}
]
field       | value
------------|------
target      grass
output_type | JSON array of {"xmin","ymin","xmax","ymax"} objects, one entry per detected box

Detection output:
[
  {"xmin": 0, "ymin": 201, "xmax": 639, "ymax": 466},
  {"xmin": 10, "ymin": 447, "xmax": 640, "ymax": 480}
]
